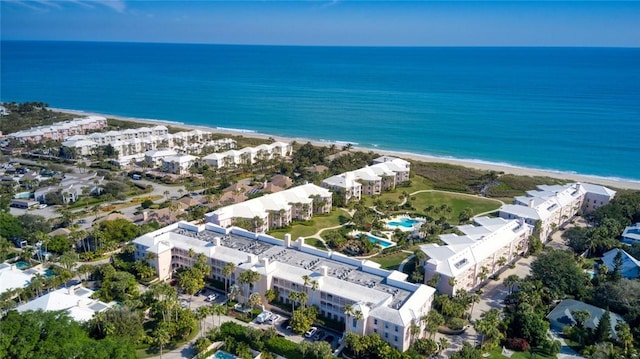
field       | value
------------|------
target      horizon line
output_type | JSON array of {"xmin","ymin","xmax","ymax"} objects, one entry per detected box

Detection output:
[{"xmin": 2, "ymin": 39, "xmax": 639, "ymax": 49}]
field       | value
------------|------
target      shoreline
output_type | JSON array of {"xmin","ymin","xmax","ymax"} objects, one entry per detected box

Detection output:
[{"xmin": 52, "ymin": 107, "xmax": 640, "ymax": 191}]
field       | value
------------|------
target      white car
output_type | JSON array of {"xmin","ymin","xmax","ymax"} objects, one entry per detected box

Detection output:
[
  {"xmin": 267, "ymin": 314, "xmax": 280, "ymax": 324},
  {"xmin": 205, "ymin": 294, "xmax": 217, "ymax": 302},
  {"xmin": 37, "ymin": 204, "xmax": 47, "ymax": 209},
  {"xmin": 304, "ymin": 327, "xmax": 318, "ymax": 338}
]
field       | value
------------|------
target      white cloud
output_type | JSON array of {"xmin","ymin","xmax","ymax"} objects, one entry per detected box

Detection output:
[{"xmin": 92, "ymin": 0, "xmax": 126, "ymax": 13}]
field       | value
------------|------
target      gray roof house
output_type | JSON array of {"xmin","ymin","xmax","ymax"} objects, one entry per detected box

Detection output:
[
  {"xmin": 601, "ymin": 248, "xmax": 640, "ymax": 279},
  {"xmin": 546, "ymin": 299, "xmax": 626, "ymax": 339}
]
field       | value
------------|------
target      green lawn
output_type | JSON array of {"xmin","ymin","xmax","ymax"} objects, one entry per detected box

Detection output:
[
  {"xmin": 268, "ymin": 210, "xmax": 350, "ymax": 240},
  {"xmin": 410, "ymin": 191, "xmax": 502, "ymax": 223},
  {"xmin": 370, "ymin": 251, "xmax": 412, "ymax": 270},
  {"xmin": 361, "ymin": 176, "xmax": 433, "ymax": 207},
  {"xmin": 305, "ymin": 238, "xmax": 328, "ymax": 250}
]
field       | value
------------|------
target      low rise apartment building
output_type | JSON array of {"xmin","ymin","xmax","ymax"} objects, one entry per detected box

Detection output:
[
  {"xmin": 322, "ymin": 156, "xmax": 410, "ymax": 203},
  {"xmin": 202, "ymin": 142, "xmax": 292, "ymax": 169},
  {"xmin": 205, "ymin": 184, "xmax": 332, "ymax": 232},
  {"xmin": 133, "ymin": 221, "xmax": 436, "ymax": 351},
  {"xmin": 9, "ymin": 116, "xmax": 107, "ymax": 143},
  {"xmin": 499, "ymin": 183, "xmax": 615, "ymax": 241},
  {"xmin": 419, "ymin": 217, "xmax": 533, "ymax": 296}
]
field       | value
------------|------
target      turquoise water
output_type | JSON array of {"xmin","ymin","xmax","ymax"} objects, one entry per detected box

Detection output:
[
  {"xmin": 388, "ymin": 218, "xmax": 420, "ymax": 228},
  {"xmin": 43, "ymin": 269, "xmax": 55, "ymax": 277},
  {"xmin": 15, "ymin": 261, "xmax": 30, "ymax": 270},
  {"xmin": 368, "ymin": 235, "xmax": 394, "ymax": 249},
  {"xmin": 2, "ymin": 41, "xmax": 640, "ymax": 181},
  {"xmin": 211, "ymin": 350, "xmax": 238, "ymax": 359}
]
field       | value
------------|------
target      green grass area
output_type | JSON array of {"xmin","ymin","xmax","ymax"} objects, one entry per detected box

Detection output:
[
  {"xmin": 370, "ymin": 251, "xmax": 412, "ymax": 270},
  {"xmin": 361, "ymin": 175, "xmax": 433, "ymax": 207},
  {"xmin": 487, "ymin": 346, "xmax": 556, "ymax": 359},
  {"xmin": 268, "ymin": 210, "xmax": 350, "ymax": 240},
  {"xmin": 305, "ymin": 238, "xmax": 328, "ymax": 250},
  {"xmin": 410, "ymin": 191, "xmax": 502, "ymax": 223}
]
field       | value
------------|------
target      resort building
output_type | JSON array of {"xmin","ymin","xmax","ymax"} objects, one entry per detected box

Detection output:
[
  {"xmin": 144, "ymin": 149, "xmax": 178, "ymax": 167},
  {"xmin": 581, "ymin": 183, "xmax": 617, "ymax": 213},
  {"xmin": 202, "ymin": 142, "xmax": 292, "ymax": 169},
  {"xmin": 9, "ymin": 116, "xmax": 107, "ymax": 143},
  {"xmin": 61, "ymin": 126, "xmax": 236, "ymax": 163},
  {"xmin": 321, "ymin": 172, "xmax": 362, "ymax": 203},
  {"xmin": 322, "ymin": 156, "xmax": 410, "ymax": 203},
  {"xmin": 621, "ymin": 223, "xmax": 640, "ymax": 245},
  {"xmin": 133, "ymin": 221, "xmax": 436, "ymax": 352},
  {"xmin": 205, "ymin": 184, "xmax": 332, "ymax": 232},
  {"xmin": 162, "ymin": 154, "xmax": 200, "ymax": 174},
  {"xmin": 419, "ymin": 217, "xmax": 533, "ymax": 296},
  {"xmin": 16, "ymin": 286, "xmax": 113, "ymax": 322},
  {"xmin": 498, "ymin": 183, "xmax": 615, "ymax": 241}
]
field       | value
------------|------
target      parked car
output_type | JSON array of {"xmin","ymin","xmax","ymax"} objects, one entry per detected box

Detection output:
[
  {"xmin": 205, "ymin": 294, "xmax": 217, "ymax": 302},
  {"xmin": 256, "ymin": 311, "xmax": 273, "ymax": 324},
  {"xmin": 37, "ymin": 204, "xmax": 47, "ymax": 209},
  {"xmin": 304, "ymin": 327, "xmax": 318, "ymax": 338},
  {"xmin": 267, "ymin": 314, "xmax": 280, "ymax": 324},
  {"xmin": 313, "ymin": 330, "xmax": 326, "ymax": 341}
]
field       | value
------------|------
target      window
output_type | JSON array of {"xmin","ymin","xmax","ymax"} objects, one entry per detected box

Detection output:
[
  {"xmin": 395, "ymin": 326, "xmax": 399, "ymax": 332},
  {"xmin": 374, "ymin": 328, "xmax": 377, "ymax": 333},
  {"xmin": 385, "ymin": 324, "xmax": 389, "ymax": 329},
  {"xmin": 395, "ymin": 336, "xmax": 398, "ymax": 342},
  {"xmin": 385, "ymin": 333, "xmax": 388, "ymax": 338},
  {"xmin": 374, "ymin": 319, "xmax": 378, "ymax": 325}
]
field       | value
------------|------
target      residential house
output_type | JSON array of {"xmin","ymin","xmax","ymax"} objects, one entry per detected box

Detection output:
[
  {"xmin": 16, "ymin": 286, "xmax": 113, "ymax": 322},
  {"xmin": 600, "ymin": 248, "xmax": 640, "ymax": 279},
  {"xmin": 546, "ymin": 299, "xmax": 625, "ymax": 339},
  {"xmin": 621, "ymin": 223, "xmax": 640, "ymax": 245},
  {"xmin": 162, "ymin": 154, "xmax": 199, "ymax": 174}
]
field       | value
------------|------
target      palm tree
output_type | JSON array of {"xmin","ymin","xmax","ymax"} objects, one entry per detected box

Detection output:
[
  {"xmin": 211, "ymin": 303, "xmax": 227, "ymax": 328},
  {"xmin": 222, "ymin": 262, "xmax": 236, "ymax": 295},
  {"xmin": 352, "ymin": 309, "xmax": 363, "ymax": 334},
  {"xmin": 196, "ymin": 306, "xmax": 209, "ymax": 338},
  {"xmin": 238, "ymin": 269, "xmax": 260, "ymax": 304},
  {"xmin": 154, "ymin": 322, "xmax": 172, "ymax": 359},
  {"xmin": 288, "ymin": 291, "xmax": 299, "ymax": 313}
]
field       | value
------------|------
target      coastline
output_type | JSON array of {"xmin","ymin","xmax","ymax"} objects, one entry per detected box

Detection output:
[{"xmin": 52, "ymin": 107, "xmax": 640, "ymax": 191}]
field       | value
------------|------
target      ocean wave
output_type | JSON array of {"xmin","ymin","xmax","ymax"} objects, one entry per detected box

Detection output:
[{"xmin": 215, "ymin": 127, "xmax": 257, "ymax": 133}]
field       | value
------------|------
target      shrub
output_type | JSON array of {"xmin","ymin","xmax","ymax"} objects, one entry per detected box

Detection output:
[
  {"xmin": 264, "ymin": 337, "xmax": 302, "ymax": 359},
  {"xmin": 505, "ymin": 338, "xmax": 530, "ymax": 352},
  {"xmin": 446, "ymin": 317, "xmax": 467, "ymax": 330}
]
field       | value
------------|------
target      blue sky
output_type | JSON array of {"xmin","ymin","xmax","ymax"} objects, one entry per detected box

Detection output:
[{"xmin": 1, "ymin": 1, "xmax": 639, "ymax": 46}]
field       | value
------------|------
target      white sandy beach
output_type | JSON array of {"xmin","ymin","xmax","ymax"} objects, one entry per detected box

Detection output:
[{"xmin": 52, "ymin": 108, "xmax": 640, "ymax": 191}]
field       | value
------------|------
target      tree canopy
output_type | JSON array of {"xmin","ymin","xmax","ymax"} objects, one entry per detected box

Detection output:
[
  {"xmin": 0, "ymin": 310, "xmax": 135, "ymax": 359},
  {"xmin": 530, "ymin": 249, "xmax": 588, "ymax": 299}
]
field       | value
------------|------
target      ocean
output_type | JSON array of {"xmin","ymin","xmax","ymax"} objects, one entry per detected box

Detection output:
[{"xmin": 1, "ymin": 41, "xmax": 639, "ymax": 181}]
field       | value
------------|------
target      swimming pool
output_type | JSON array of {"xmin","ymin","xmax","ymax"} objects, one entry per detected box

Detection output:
[
  {"xmin": 210, "ymin": 350, "xmax": 238, "ymax": 359},
  {"xmin": 15, "ymin": 261, "xmax": 30, "ymax": 270},
  {"xmin": 388, "ymin": 218, "xmax": 419, "ymax": 228},
  {"xmin": 367, "ymin": 235, "xmax": 395, "ymax": 248},
  {"xmin": 43, "ymin": 269, "xmax": 55, "ymax": 277}
]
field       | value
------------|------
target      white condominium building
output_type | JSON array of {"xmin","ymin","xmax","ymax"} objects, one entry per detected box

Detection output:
[
  {"xmin": 499, "ymin": 183, "xmax": 615, "ymax": 241},
  {"xmin": 62, "ymin": 126, "xmax": 236, "ymax": 159},
  {"xmin": 322, "ymin": 156, "xmax": 411, "ymax": 203},
  {"xmin": 10, "ymin": 116, "xmax": 107, "ymax": 143},
  {"xmin": 202, "ymin": 142, "xmax": 292, "ymax": 169},
  {"xmin": 419, "ymin": 217, "xmax": 533, "ymax": 296},
  {"xmin": 133, "ymin": 221, "xmax": 436, "ymax": 352},
  {"xmin": 205, "ymin": 184, "xmax": 332, "ymax": 232}
]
